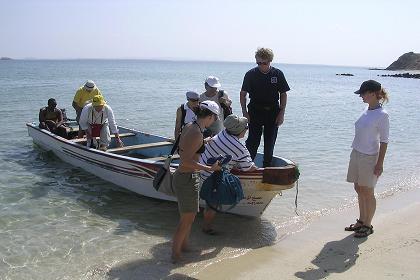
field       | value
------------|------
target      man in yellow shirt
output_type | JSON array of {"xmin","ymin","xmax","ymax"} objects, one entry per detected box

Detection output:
[
  {"xmin": 72, "ymin": 80, "xmax": 102, "ymax": 137},
  {"xmin": 73, "ymin": 80, "xmax": 102, "ymax": 121}
]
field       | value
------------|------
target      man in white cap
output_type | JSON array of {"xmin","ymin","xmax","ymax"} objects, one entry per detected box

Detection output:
[
  {"xmin": 79, "ymin": 95, "xmax": 123, "ymax": 151},
  {"xmin": 72, "ymin": 80, "xmax": 103, "ymax": 137},
  {"xmin": 199, "ymin": 76, "xmax": 232, "ymax": 137},
  {"xmin": 174, "ymin": 91, "xmax": 200, "ymax": 139}
]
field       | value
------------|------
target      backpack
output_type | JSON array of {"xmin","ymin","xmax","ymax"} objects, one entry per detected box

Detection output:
[
  {"xmin": 218, "ymin": 90, "xmax": 232, "ymax": 119},
  {"xmin": 179, "ymin": 103, "xmax": 187, "ymax": 126},
  {"xmin": 199, "ymin": 167, "xmax": 244, "ymax": 212}
]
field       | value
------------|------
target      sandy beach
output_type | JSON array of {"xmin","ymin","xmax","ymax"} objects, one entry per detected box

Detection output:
[{"xmin": 196, "ymin": 187, "xmax": 420, "ymax": 280}]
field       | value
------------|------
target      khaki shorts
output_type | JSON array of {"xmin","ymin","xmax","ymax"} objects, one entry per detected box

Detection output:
[
  {"xmin": 173, "ymin": 170, "xmax": 200, "ymax": 213},
  {"xmin": 347, "ymin": 149, "xmax": 379, "ymax": 188}
]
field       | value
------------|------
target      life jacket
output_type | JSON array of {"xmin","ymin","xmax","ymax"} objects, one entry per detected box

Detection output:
[
  {"xmin": 89, "ymin": 107, "xmax": 104, "ymax": 137},
  {"xmin": 180, "ymin": 103, "xmax": 187, "ymax": 126}
]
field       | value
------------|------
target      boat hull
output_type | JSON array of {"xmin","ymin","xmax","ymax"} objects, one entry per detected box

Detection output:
[{"xmin": 27, "ymin": 123, "xmax": 295, "ymax": 217}]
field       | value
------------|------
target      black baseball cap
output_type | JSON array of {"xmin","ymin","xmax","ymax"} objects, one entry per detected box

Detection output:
[{"xmin": 354, "ymin": 80, "xmax": 381, "ymax": 95}]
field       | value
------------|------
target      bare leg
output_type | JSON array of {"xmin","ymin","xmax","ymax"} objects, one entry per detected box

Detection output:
[
  {"xmin": 172, "ymin": 212, "xmax": 196, "ymax": 262},
  {"xmin": 203, "ymin": 208, "xmax": 216, "ymax": 231},
  {"xmin": 358, "ymin": 185, "xmax": 375, "ymax": 226},
  {"xmin": 354, "ymin": 184, "xmax": 365, "ymax": 225},
  {"xmin": 364, "ymin": 188, "xmax": 376, "ymax": 226}
]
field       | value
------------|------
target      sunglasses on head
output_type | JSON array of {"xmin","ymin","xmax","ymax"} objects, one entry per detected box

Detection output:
[{"xmin": 256, "ymin": 61, "xmax": 270, "ymax": 66}]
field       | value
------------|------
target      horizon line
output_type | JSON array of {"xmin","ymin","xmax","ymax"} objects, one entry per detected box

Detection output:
[{"xmin": 1, "ymin": 57, "xmax": 385, "ymax": 68}]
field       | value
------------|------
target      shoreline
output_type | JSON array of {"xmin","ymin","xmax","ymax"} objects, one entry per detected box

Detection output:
[{"xmin": 195, "ymin": 187, "xmax": 420, "ymax": 279}]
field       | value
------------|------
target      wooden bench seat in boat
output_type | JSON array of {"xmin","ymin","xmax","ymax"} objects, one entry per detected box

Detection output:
[
  {"xmin": 71, "ymin": 132, "xmax": 136, "ymax": 143},
  {"xmin": 65, "ymin": 126, "xmax": 79, "ymax": 132},
  {"xmin": 146, "ymin": 154, "xmax": 180, "ymax": 162},
  {"xmin": 107, "ymin": 141, "xmax": 173, "ymax": 153}
]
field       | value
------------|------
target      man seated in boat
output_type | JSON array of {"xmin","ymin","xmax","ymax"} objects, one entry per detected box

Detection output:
[
  {"xmin": 78, "ymin": 95, "xmax": 123, "ymax": 151},
  {"xmin": 39, "ymin": 98, "xmax": 68, "ymax": 138},
  {"xmin": 199, "ymin": 114, "xmax": 258, "ymax": 234}
]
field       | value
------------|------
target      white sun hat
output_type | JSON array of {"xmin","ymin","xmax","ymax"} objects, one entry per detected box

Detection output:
[
  {"xmin": 199, "ymin": 100, "xmax": 220, "ymax": 115},
  {"xmin": 205, "ymin": 76, "xmax": 221, "ymax": 88},
  {"xmin": 84, "ymin": 80, "xmax": 96, "ymax": 91}
]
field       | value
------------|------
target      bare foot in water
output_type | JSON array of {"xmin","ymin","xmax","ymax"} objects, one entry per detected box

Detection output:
[
  {"xmin": 171, "ymin": 254, "xmax": 181, "ymax": 264},
  {"xmin": 182, "ymin": 246, "xmax": 200, "ymax": 253}
]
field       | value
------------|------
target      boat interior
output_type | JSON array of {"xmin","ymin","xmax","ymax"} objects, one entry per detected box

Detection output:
[
  {"xmin": 64, "ymin": 121, "xmax": 180, "ymax": 164},
  {"xmin": 57, "ymin": 121, "xmax": 291, "ymax": 167}
]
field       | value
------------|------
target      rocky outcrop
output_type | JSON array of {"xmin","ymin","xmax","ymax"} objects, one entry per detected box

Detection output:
[
  {"xmin": 386, "ymin": 52, "xmax": 420, "ymax": 70},
  {"xmin": 336, "ymin": 73, "xmax": 354, "ymax": 76},
  {"xmin": 379, "ymin": 73, "xmax": 420, "ymax": 79}
]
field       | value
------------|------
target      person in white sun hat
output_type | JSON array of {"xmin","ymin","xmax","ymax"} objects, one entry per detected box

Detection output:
[
  {"xmin": 199, "ymin": 76, "xmax": 232, "ymax": 137},
  {"xmin": 171, "ymin": 100, "xmax": 221, "ymax": 263},
  {"xmin": 72, "ymin": 80, "xmax": 103, "ymax": 137}
]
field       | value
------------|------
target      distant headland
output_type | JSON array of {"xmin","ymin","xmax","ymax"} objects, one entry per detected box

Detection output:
[
  {"xmin": 385, "ymin": 52, "xmax": 420, "ymax": 70},
  {"xmin": 0, "ymin": 57, "xmax": 13, "ymax": 60}
]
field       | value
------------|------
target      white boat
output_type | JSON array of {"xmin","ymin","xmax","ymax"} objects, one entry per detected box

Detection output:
[{"xmin": 26, "ymin": 121, "xmax": 299, "ymax": 217}]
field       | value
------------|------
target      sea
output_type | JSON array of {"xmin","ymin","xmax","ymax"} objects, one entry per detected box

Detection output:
[{"xmin": 0, "ymin": 59, "xmax": 419, "ymax": 279}]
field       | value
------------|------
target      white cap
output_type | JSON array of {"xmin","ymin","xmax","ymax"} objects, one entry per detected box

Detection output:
[
  {"xmin": 84, "ymin": 80, "xmax": 96, "ymax": 90},
  {"xmin": 186, "ymin": 91, "xmax": 199, "ymax": 100},
  {"xmin": 205, "ymin": 76, "xmax": 221, "ymax": 88},
  {"xmin": 200, "ymin": 100, "xmax": 219, "ymax": 115}
]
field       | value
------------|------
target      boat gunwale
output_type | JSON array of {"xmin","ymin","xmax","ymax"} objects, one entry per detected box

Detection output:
[{"xmin": 26, "ymin": 122, "xmax": 294, "ymax": 178}]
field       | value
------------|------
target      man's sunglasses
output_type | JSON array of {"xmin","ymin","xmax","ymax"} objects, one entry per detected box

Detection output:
[
  {"xmin": 257, "ymin": 61, "xmax": 270, "ymax": 66},
  {"xmin": 188, "ymin": 98, "xmax": 199, "ymax": 102}
]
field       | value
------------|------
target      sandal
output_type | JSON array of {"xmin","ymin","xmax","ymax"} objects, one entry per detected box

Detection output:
[
  {"xmin": 345, "ymin": 219, "xmax": 363, "ymax": 231},
  {"xmin": 202, "ymin": 228, "xmax": 219, "ymax": 235},
  {"xmin": 354, "ymin": 225, "xmax": 374, "ymax": 238}
]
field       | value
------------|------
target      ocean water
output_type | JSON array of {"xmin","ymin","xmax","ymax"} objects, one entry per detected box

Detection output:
[{"xmin": 0, "ymin": 60, "xmax": 419, "ymax": 279}]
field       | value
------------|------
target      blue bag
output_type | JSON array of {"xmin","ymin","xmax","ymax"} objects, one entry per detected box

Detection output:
[{"xmin": 200, "ymin": 167, "xmax": 244, "ymax": 212}]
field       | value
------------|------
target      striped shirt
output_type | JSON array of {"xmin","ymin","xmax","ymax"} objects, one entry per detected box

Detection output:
[{"xmin": 199, "ymin": 129, "xmax": 256, "ymax": 180}]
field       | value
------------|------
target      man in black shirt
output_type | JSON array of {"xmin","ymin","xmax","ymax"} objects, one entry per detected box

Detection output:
[{"xmin": 240, "ymin": 48, "xmax": 290, "ymax": 167}]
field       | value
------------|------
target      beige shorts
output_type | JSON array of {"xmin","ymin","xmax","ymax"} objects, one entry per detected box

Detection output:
[
  {"xmin": 347, "ymin": 149, "xmax": 379, "ymax": 188},
  {"xmin": 173, "ymin": 170, "xmax": 200, "ymax": 213}
]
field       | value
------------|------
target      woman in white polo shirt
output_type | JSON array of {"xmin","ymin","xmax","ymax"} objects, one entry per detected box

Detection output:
[{"xmin": 345, "ymin": 80, "xmax": 389, "ymax": 238}]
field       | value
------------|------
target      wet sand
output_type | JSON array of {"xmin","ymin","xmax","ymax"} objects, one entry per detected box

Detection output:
[{"xmin": 196, "ymin": 188, "xmax": 420, "ymax": 280}]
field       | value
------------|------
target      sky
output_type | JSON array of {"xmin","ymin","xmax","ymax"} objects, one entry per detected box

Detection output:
[{"xmin": 1, "ymin": 0, "xmax": 419, "ymax": 67}]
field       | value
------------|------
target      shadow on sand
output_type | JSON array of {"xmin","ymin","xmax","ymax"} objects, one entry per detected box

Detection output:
[{"xmin": 295, "ymin": 234, "xmax": 367, "ymax": 279}]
